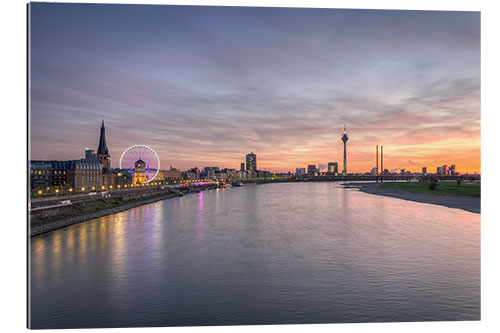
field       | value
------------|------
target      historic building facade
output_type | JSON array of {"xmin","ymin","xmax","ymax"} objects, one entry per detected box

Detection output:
[
  {"xmin": 30, "ymin": 161, "xmax": 52, "ymax": 190},
  {"xmin": 67, "ymin": 159, "xmax": 103, "ymax": 189}
]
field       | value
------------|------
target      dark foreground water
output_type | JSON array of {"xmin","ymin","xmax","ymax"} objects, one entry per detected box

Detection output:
[{"xmin": 29, "ymin": 183, "xmax": 480, "ymax": 328}]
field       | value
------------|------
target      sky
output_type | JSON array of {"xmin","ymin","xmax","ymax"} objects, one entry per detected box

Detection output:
[{"xmin": 29, "ymin": 3, "xmax": 480, "ymax": 173}]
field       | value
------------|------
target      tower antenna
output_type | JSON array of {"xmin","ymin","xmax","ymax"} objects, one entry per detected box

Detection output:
[{"xmin": 341, "ymin": 124, "xmax": 349, "ymax": 176}]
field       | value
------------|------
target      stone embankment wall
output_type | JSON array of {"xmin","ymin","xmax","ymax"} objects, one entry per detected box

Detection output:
[{"xmin": 30, "ymin": 185, "xmax": 217, "ymax": 237}]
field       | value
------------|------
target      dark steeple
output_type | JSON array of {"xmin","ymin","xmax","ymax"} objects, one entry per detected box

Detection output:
[{"xmin": 97, "ymin": 118, "xmax": 108, "ymax": 155}]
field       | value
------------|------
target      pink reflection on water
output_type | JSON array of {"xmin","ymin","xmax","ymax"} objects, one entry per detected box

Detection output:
[{"xmin": 197, "ymin": 192, "xmax": 205, "ymax": 246}]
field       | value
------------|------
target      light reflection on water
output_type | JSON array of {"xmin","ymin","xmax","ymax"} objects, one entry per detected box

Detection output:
[{"xmin": 30, "ymin": 183, "xmax": 480, "ymax": 328}]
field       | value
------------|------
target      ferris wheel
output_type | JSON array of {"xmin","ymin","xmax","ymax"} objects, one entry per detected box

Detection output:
[{"xmin": 119, "ymin": 145, "xmax": 160, "ymax": 183}]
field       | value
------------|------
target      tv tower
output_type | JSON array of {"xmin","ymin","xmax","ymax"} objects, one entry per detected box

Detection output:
[{"xmin": 341, "ymin": 124, "xmax": 349, "ymax": 176}]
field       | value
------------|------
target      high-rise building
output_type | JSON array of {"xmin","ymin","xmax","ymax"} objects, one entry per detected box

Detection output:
[
  {"xmin": 422, "ymin": 167, "xmax": 427, "ymax": 174},
  {"xmin": 246, "ymin": 152, "xmax": 256, "ymax": 172},
  {"xmin": 450, "ymin": 164, "xmax": 456, "ymax": 175},
  {"xmin": 97, "ymin": 119, "xmax": 111, "ymax": 169},
  {"xmin": 437, "ymin": 166, "xmax": 443, "ymax": 175},
  {"xmin": 328, "ymin": 162, "xmax": 339, "ymax": 174},
  {"xmin": 341, "ymin": 124, "xmax": 349, "ymax": 175},
  {"xmin": 240, "ymin": 163, "xmax": 245, "ymax": 172},
  {"xmin": 307, "ymin": 165, "xmax": 317, "ymax": 174},
  {"xmin": 442, "ymin": 164, "xmax": 448, "ymax": 176},
  {"xmin": 296, "ymin": 168, "xmax": 306, "ymax": 175}
]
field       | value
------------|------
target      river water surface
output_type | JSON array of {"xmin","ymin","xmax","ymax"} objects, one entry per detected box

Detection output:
[{"xmin": 29, "ymin": 182, "xmax": 480, "ymax": 328}]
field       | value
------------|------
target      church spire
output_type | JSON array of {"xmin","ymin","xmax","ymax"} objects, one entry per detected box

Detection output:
[{"xmin": 97, "ymin": 118, "xmax": 108, "ymax": 155}]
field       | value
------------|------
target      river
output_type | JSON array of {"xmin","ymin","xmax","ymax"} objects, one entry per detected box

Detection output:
[{"xmin": 29, "ymin": 182, "xmax": 480, "ymax": 328}]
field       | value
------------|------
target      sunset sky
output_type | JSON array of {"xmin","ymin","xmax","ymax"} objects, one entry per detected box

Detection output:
[{"xmin": 29, "ymin": 3, "xmax": 480, "ymax": 173}]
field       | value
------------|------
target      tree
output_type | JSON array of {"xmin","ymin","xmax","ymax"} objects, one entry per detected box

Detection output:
[{"xmin": 429, "ymin": 175, "xmax": 438, "ymax": 191}]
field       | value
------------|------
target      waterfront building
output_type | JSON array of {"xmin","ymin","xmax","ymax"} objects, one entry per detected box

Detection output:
[
  {"xmin": 221, "ymin": 168, "xmax": 237, "ymax": 178},
  {"xmin": 307, "ymin": 165, "xmax": 317, "ymax": 175},
  {"xmin": 162, "ymin": 168, "xmax": 182, "ymax": 181},
  {"xmin": 102, "ymin": 168, "xmax": 133, "ymax": 188},
  {"xmin": 202, "ymin": 166, "xmax": 220, "ymax": 179},
  {"xmin": 183, "ymin": 167, "xmax": 201, "ymax": 180},
  {"xmin": 203, "ymin": 166, "xmax": 220, "ymax": 173},
  {"xmin": 246, "ymin": 152, "xmax": 257, "ymax": 172},
  {"xmin": 328, "ymin": 162, "xmax": 339, "ymax": 175},
  {"xmin": 50, "ymin": 160, "xmax": 69, "ymax": 187},
  {"xmin": 30, "ymin": 161, "xmax": 52, "ymax": 190},
  {"xmin": 133, "ymin": 159, "xmax": 148, "ymax": 184},
  {"xmin": 97, "ymin": 119, "xmax": 111, "ymax": 169},
  {"xmin": 255, "ymin": 170, "xmax": 271, "ymax": 178},
  {"xmin": 67, "ymin": 159, "xmax": 103, "ymax": 190},
  {"xmin": 436, "ymin": 166, "xmax": 443, "ymax": 175},
  {"xmin": 102, "ymin": 168, "xmax": 116, "ymax": 188},
  {"xmin": 341, "ymin": 124, "xmax": 349, "ymax": 175},
  {"xmin": 296, "ymin": 168, "xmax": 306, "ymax": 175},
  {"xmin": 154, "ymin": 171, "xmax": 166, "ymax": 181},
  {"xmin": 116, "ymin": 169, "xmax": 133, "ymax": 187},
  {"xmin": 236, "ymin": 170, "xmax": 247, "ymax": 179},
  {"xmin": 422, "ymin": 167, "xmax": 427, "ymax": 174},
  {"xmin": 400, "ymin": 169, "xmax": 406, "ymax": 175}
]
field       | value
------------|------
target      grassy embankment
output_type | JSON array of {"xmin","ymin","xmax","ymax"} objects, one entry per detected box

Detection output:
[{"xmin": 379, "ymin": 182, "xmax": 480, "ymax": 197}]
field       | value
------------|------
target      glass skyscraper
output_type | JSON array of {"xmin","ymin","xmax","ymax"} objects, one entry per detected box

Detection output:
[{"xmin": 246, "ymin": 152, "xmax": 256, "ymax": 171}]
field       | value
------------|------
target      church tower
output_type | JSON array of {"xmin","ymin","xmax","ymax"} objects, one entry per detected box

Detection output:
[{"xmin": 97, "ymin": 119, "xmax": 111, "ymax": 169}]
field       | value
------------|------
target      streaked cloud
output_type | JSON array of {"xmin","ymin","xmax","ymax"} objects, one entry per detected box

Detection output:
[{"xmin": 29, "ymin": 4, "xmax": 480, "ymax": 173}]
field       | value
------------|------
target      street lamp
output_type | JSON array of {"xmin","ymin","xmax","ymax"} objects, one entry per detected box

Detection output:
[
  {"xmin": 69, "ymin": 188, "xmax": 73, "ymax": 193},
  {"xmin": 81, "ymin": 187, "xmax": 85, "ymax": 191}
]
